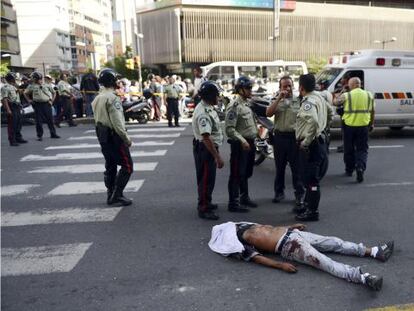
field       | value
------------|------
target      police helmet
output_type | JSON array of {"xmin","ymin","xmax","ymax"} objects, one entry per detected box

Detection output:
[
  {"xmin": 30, "ymin": 71, "xmax": 43, "ymax": 81},
  {"xmin": 5, "ymin": 72, "xmax": 17, "ymax": 82},
  {"xmin": 234, "ymin": 76, "xmax": 253, "ymax": 93},
  {"xmin": 98, "ymin": 68, "xmax": 120, "ymax": 87},
  {"xmin": 198, "ymin": 81, "xmax": 220, "ymax": 102},
  {"xmin": 142, "ymin": 88, "xmax": 153, "ymax": 99}
]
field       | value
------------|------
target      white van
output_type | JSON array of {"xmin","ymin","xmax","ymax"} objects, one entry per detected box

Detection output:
[
  {"xmin": 316, "ymin": 49, "xmax": 414, "ymax": 129},
  {"xmin": 201, "ymin": 61, "xmax": 308, "ymax": 93}
]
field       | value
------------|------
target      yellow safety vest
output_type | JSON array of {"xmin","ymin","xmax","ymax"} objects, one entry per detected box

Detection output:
[{"xmin": 342, "ymin": 88, "xmax": 374, "ymax": 126}]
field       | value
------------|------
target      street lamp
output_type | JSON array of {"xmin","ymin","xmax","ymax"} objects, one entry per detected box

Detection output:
[{"xmin": 374, "ymin": 37, "xmax": 397, "ymax": 50}]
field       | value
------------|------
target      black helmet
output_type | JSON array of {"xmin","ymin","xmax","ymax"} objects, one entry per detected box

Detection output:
[
  {"xmin": 235, "ymin": 76, "xmax": 253, "ymax": 93},
  {"xmin": 198, "ymin": 81, "xmax": 220, "ymax": 101},
  {"xmin": 143, "ymin": 88, "xmax": 153, "ymax": 99},
  {"xmin": 98, "ymin": 68, "xmax": 120, "ymax": 87},
  {"xmin": 5, "ymin": 72, "xmax": 17, "ymax": 82},
  {"xmin": 30, "ymin": 71, "xmax": 43, "ymax": 81}
]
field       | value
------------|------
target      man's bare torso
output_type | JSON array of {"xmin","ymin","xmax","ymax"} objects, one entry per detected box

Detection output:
[{"xmin": 242, "ymin": 225, "xmax": 288, "ymax": 253}]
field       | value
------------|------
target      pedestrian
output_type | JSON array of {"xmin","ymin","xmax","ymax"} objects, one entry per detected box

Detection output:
[
  {"xmin": 1, "ymin": 72, "xmax": 28, "ymax": 146},
  {"xmin": 334, "ymin": 73, "xmax": 350, "ymax": 153},
  {"xmin": 69, "ymin": 77, "xmax": 85, "ymax": 119},
  {"xmin": 56, "ymin": 73, "xmax": 76, "ymax": 127},
  {"xmin": 193, "ymin": 66, "xmax": 207, "ymax": 106},
  {"xmin": 225, "ymin": 76, "xmax": 258, "ymax": 213},
  {"xmin": 192, "ymin": 81, "xmax": 224, "ymax": 220},
  {"xmin": 334, "ymin": 77, "xmax": 375, "ymax": 183},
  {"xmin": 148, "ymin": 74, "xmax": 162, "ymax": 121},
  {"xmin": 266, "ymin": 76, "xmax": 304, "ymax": 210},
  {"xmin": 24, "ymin": 71, "xmax": 60, "ymax": 141},
  {"xmin": 92, "ymin": 68, "xmax": 133, "ymax": 206},
  {"xmin": 80, "ymin": 69, "xmax": 99, "ymax": 117},
  {"xmin": 163, "ymin": 76, "xmax": 181, "ymax": 127},
  {"xmin": 295, "ymin": 74, "xmax": 328, "ymax": 221},
  {"xmin": 18, "ymin": 75, "xmax": 30, "ymax": 106}
]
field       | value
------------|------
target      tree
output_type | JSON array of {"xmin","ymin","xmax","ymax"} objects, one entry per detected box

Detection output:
[
  {"xmin": 0, "ymin": 63, "xmax": 10, "ymax": 76},
  {"xmin": 103, "ymin": 45, "xmax": 138, "ymax": 80},
  {"xmin": 306, "ymin": 57, "xmax": 327, "ymax": 74}
]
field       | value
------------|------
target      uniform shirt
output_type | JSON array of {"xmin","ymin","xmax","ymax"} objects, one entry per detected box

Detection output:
[
  {"xmin": 272, "ymin": 95, "xmax": 301, "ymax": 133},
  {"xmin": 91, "ymin": 87, "xmax": 131, "ymax": 145},
  {"xmin": 1, "ymin": 83, "xmax": 21, "ymax": 105},
  {"xmin": 57, "ymin": 80, "xmax": 72, "ymax": 97},
  {"xmin": 296, "ymin": 91, "xmax": 328, "ymax": 147},
  {"xmin": 25, "ymin": 83, "xmax": 53, "ymax": 102},
  {"xmin": 43, "ymin": 83, "xmax": 56, "ymax": 98},
  {"xmin": 192, "ymin": 100, "xmax": 224, "ymax": 146},
  {"xmin": 164, "ymin": 84, "xmax": 180, "ymax": 99},
  {"xmin": 225, "ymin": 96, "xmax": 258, "ymax": 144}
]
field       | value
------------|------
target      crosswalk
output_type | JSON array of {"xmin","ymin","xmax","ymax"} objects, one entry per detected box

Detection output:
[{"xmin": 1, "ymin": 123, "xmax": 186, "ymax": 277}]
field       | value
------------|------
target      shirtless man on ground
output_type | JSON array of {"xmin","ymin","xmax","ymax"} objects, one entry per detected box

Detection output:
[{"xmin": 209, "ymin": 222, "xmax": 394, "ymax": 291}]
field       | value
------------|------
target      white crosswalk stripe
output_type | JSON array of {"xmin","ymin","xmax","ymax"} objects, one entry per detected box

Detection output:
[
  {"xmin": 68, "ymin": 133, "xmax": 181, "ymax": 140},
  {"xmin": 84, "ymin": 127, "xmax": 186, "ymax": 134},
  {"xmin": 27, "ymin": 162, "xmax": 157, "ymax": 173},
  {"xmin": 45, "ymin": 143, "xmax": 172, "ymax": 150},
  {"xmin": 1, "ymin": 184, "xmax": 40, "ymax": 197},
  {"xmin": 1, "ymin": 243, "xmax": 92, "ymax": 276},
  {"xmin": 47, "ymin": 180, "xmax": 144, "ymax": 196},
  {"xmin": 1, "ymin": 207, "xmax": 123, "ymax": 227}
]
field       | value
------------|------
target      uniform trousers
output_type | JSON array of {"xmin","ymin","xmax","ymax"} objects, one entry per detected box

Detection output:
[
  {"xmin": 343, "ymin": 125, "xmax": 369, "ymax": 173},
  {"xmin": 193, "ymin": 139, "xmax": 217, "ymax": 212},
  {"xmin": 166, "ymin": 98, "xmax": 179, "ymax": 126},
  {"xmin": 273, "ymin": 131, "xmax": 304, "ymax": 197},
  {"xmin": 32, "ymin": 101, "xmax": 57, "ymax": 138},
  {"xmin": 228, "ymin": 138, "xmax": 255, "ymax": 205},
  {"xmin": 57, "ymin": 96, "xmax": 74, "ymax": 125},
  {"xmin": 298, "ymin": 136, "xmax": 328, "ymax": 212},
  {"xmin": 7, "ymin": 104, "xmax": 23, "ymax": 143},
  {"xmin": 151, "ymin": 96, "xmax": 161, "ymax": 121}
]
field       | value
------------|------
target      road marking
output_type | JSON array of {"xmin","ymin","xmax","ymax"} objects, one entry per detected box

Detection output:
[
  {"xmin": 84, "ymin": 127, "xmax": 185, "ymax": 134},
  {"xmin": 363, "ymin": 304, "xmax": 414, "ymax": 311},
  {"xmin": 329, "ymin": 145, "xmax": 404, "ymax": 150},
  {"xmin": 68, "ymin": 133, "xmax": 181, "ymax": 140},
  {"xmin": 47, "ymin": 180, "xmax": 144, "ymax": 196},
  {"xmin": 1, "ymin": 207, "xmax": 122, "ymax": 227},
  {"xmin": 45, "ymin": 142, "xmax": 173, "ymax": 150},
  {"xmin": 336, "ymin": 182, "xmax": 414, "ymax": 189},
  {"xmin": 1, "ymin": 184, "xmax": 40, "ymax": 197},
  {"xmin": 27, "ymin": 162, "xmax": 157, "ymax": 173},
  {"xmin": 1, "ymin": 243, "xmax": 92, "ymax": 276}
]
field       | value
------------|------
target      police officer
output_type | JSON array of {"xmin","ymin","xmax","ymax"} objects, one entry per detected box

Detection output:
[
  {"xmin": 295, "ymin": 74, "xmax": 328, "ymax": 222},
  {"xmin": 92, "ymin": 68, "xmax": 133, "ymax": 206},
  {"xmin": 1, "ymin": 72, "xmax": 27, "ymax": 146},
  {"xmin": 56, "ymin": 73, "xmax": 76, "ymax": 127},
  {"xmin": 334, "ymin": 77, "xmax": 374, "ymax": 183},
  {"xmin": 266, "ymin": 76, "xmax": 304, "ymax": 209},
  {"xmin": 225, "ymin": 76, "xmax": 258, "ymax": 213},
  {"xmin": 163, "ymin": 76, "xmax": 181, "ymax": 127},
  {"xmin": 24, "ymin": 71, "xmax": 60, "ymax": 141},
  {"xmin": 192, "ymin": 81, "xmax": 224, "ymax": 220}
]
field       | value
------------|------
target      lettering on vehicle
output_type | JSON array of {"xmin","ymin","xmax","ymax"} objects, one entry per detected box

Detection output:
[{"xmin": 400, "ymin": 99, "xmax": 413, "ymax": 105}]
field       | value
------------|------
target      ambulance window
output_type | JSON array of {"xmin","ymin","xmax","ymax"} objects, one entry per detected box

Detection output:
[
  {"xmin": 335, "ymin": 70, "xmax": 364, "ymax": 90},
  {"xmin": 315, "ymin": 68, "xmax": 343, "ymax": 88}
]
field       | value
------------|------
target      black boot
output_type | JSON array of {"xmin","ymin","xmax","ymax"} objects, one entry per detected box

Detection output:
[
  {"xmin": 109, "ymin": 170, "xmax": 132, "ymax": 206},
  {"xmin": 240, "ymin": 181, "xmax": 257, "ymax": 208},
  {"xmin": 240, "ymin": 196, "xmax": 258, "ymax": 208},
  {"xmin": 104, "ymin": 171, "xmax": 116, "ymax": 205}
]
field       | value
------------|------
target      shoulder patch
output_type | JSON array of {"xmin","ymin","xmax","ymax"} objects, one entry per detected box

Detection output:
[
  {"xmin": 199, "ymin": 117, "xmax": 208, "ymax": 127},
  {"xmin": 227, "ymin": 110, "xmax": 236, "ymax": 121},
  {"xmin": 303, "ymin": 103, "xmax": 312, "ymax": 111},
  {"xmin": 114, "ymin": 101, "xmax": 122, "ymax": 110}
]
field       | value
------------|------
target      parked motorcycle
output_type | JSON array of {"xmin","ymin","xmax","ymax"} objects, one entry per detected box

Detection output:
[{"xmin": 123, "ymin": 90, "xmax": 152, "ymax": 124}]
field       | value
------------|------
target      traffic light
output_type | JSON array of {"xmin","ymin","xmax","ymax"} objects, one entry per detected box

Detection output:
[
  {"xmin": 133, "ymin": 55, "xmax": 141, "ymax": 68},
  {"xmin": 125, "ymin": 58, "xmax": 134, "ymax": 70}
]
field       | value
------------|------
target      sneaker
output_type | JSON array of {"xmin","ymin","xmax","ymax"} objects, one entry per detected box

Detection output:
[
  {"xmin": 375, "ymin": 241, "xmax": 394, "ymax": 262},
  {"xmin": 272, "ymin": 192, "xmax": 285, "ymax": 203},
  {"xmin": 51, "ymin": 134, "xmax": 61, "ymax": 139},
  {"xmin": 364, "ymin": 273, "xmax": 383, "ymax": 291},
  {"xmin": 356, "ymin": 169, "xmax": 364, "ymax": 183},
  {"xmin": 228, "ymin": 205, "xmax": 249, "ymax": 213},
  {"xmin": 198, "ymin": 210, "xmax": 219, "ymax": 220},
  {"xmin": 295, "ymin": 210, "xmax": 319, "ymax": 221},
  {"xmin": 240, "ymin": 198, "xmax": 258, "ymax": 208}
]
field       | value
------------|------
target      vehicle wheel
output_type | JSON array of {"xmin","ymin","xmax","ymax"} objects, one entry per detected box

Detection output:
[
  {"xmin": 254, "ymin": 151, "xmax": 266, "ymax": 166},
  {"xmin": 138, "ymin": 113, "xmax": 149, "ymax": 124},
  {"xmin": 389, "ymin": 126, "xmax": 404, "ymax": 130}
]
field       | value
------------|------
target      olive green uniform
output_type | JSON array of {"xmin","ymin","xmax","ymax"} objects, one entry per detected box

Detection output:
[
  {"xmin": 164, "ymin": 84, "xmax": 181, "ymax": 126},
  {"xmin": 192, "ymin": 101, "xmax": 224, "ymax": 212},
  {"xmin": 1, "ymin": 83, "xmax": 24, "ymax": 144},
  {"xmin": 56, "ymin": 80, "xmax": 74, "ymax": 126}
]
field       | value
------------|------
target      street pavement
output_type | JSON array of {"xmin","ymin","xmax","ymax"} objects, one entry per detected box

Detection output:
[{"xmin": 1, "ymin": 121, "xmax": 414, "ymax": 311}]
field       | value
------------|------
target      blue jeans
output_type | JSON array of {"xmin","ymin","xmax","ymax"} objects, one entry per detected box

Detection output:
[{"xmin": 84, "ymin": 93, "xmax": 96, "ymax": 117}]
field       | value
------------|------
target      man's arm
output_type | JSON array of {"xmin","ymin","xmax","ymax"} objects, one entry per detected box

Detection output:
[
  {"xmin": 333, "ymin": 93, "xmax": 346, "ymax": 107},
  {"xmin": 289, "ymin": 223, "xmax": 306, "ymax": 231},
  {"xmin": 1, "ymin": 98, "xmax": 12, "ymax": 115},
  {"xmin": 225, "ymin": 105, "xmax": 249, "ymax": 150},
  {"xmin": 23, "ymin": 87, "xmax": 32, "ymax": 103},
  {"xmin": 202, "ymin": 133, "xmax": 224, "ymax": 169},
  {"xmin": 266, "ymin": 91, "xmax": 286, "ymax": 117},
  {"xmin": 251, "ymin": 255, "xmax": 297, "ymax": 273}
]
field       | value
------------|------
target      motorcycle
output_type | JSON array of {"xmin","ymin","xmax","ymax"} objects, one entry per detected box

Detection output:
[{"xmin": 123, "ymin": 91, "xmax": 152, "ymax": 124}]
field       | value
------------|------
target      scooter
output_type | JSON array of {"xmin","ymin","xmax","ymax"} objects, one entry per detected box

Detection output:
[{"xmin": 123, "ymin": 90, "xmax": 152, "ymax": 124}]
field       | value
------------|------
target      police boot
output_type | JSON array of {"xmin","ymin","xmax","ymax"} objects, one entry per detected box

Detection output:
[
  {"xmin": 295, "ymin": 187, "xmax": 320, "ymax": 221},
  {"xmin": 228, "ymin": 179, "xmax": 249, "ymax": 213},
  {"xmin": 109, "ymin": 170, "xmax": 132, "ymax": 206},
  {"xmin": 240, "ymin": 182, "xmax": 258, "ymax": 208},
  {"xmin": 292, "ymin": 192, "xmax": 306, "ymax": 214},
  {"xmin": 104, "ymin": 172, "xmax": 116, "ymax": 205}
]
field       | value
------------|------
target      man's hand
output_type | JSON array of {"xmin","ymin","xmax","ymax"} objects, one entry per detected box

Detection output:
[
  {"xmin": 278, "ymin": 90, "xmax": 288, "ymax": 100},
  {"xmin": 126, "ymin": 140, "xmax": 132, "ymax": 147},
  {"xmin": 281, "ymin": 263, "xmax": 298, "ymax": 273},
  {"xmin": 369, "ymin": 125, "xmax": 374, "ymax": 132},
  {"xmin": 242, "ymin": 141, "xmax": 251, "ymax": 151},
  {"xmin": 215, "ymin": 155, "xmax": 224, "ymax": 169},
  {"xmin": 290, "ymin": 223, "xmax": 306, "ymax": 231}
]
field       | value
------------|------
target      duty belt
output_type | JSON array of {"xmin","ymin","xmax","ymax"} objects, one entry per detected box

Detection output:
[{"xmin": 277, "ymin": 228, "xmax": 293, "ymax": 253}]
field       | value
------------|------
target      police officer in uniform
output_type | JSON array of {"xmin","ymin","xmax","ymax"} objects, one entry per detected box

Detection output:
[
  {"xmin": 56, "ymin": 73, "xmax": 76, "ymax": 127},
  {"xmin": 225, "ymin": 76, "xmax": 258, "ymax": 213},
  {"xmin": 163, "ymin": 76, "xmax": 181, "ymax": 127},
  {"xmin": 295, "ymin": 74, "xmax": 328, "ymax": 222},
  {"xmin": 334, "ymin": 77, "xmax": 374, "ymax": 183},
  {"xmin": 266, "ymin": 76, "xmax": 304, "ymax": 209},
  {"xmin": 192, "ymin": 81, "xmax": 224, "ymax": 220},
  {"xmin": 24, "ymin": 72, "xmax": 60, "ymax": 141},
  {"xmin": 1, "ymin": 72, "xmax": 28, "ymax": 146},
  {"xmin": 92, "ymin": 68, "xmax": 133, "ymax": 206}
]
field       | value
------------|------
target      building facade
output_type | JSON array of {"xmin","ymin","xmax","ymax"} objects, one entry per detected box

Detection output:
[{"xmin": 1, "ymin": 0, "xmax": 21, "ymax": 67}]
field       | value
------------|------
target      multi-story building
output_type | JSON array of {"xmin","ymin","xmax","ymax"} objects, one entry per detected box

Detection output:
[{"xmin": 1, "ymin": 0, "xmax": 21, "ymax": 67}]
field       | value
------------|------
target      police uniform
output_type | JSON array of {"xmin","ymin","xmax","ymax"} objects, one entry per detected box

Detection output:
[
  {"xmin": 225, "ymin": 95, "xmax": 258, "ymax": 209},
  {"xmin": 272, "ymin": 94, "xmax": 304, "ymax": 202},
  {"xmin": 57, "ymin": 80, "xmax": 75, "ymax": 126},
  {"xmin": 164, "ymin": 83, "xmax": 181, "ymax": 127},
  {"xmin": 25, "ymin": 83, "xmax": 58, "ymax": 139},
  {"xmin": 1, "ymin": 83, "xmax": 25, "ymax": 144},
  {"xmin": 192, "ymin": 100, "xmax": 224, "ymax": 213},
  {"xmin": 92, "ymin": 87, "xmax": 133, "ymax": 203},
  {"xmin": 295, "ymin": 91, "xmax": 328, "ymax": 220},
  {"xmin": 337, "ymin": 88, "xmax": 374, "ymax": 181}
]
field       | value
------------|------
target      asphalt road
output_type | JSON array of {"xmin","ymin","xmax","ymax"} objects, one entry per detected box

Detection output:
[{"xmin": 1, "ymin": 121, "xmax": 414, "ymax": 311}]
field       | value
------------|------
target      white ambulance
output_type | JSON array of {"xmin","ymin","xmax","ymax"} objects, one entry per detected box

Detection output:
[{"xmin": 316, "ymin": 49, "xmax": 414, "ymax": 129}]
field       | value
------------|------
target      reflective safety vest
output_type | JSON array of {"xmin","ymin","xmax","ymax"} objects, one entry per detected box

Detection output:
[{"xmin": 342, "ymin": 88, "xmax": 374, "ymax": 126}]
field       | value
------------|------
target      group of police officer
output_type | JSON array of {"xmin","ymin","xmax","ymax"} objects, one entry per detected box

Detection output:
[{"xmin": 192, "ymin": 73, "xmax": 374, "ymax": 221}]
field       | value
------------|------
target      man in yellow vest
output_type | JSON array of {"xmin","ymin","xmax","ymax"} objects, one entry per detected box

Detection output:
[{"xmin": 334, "ymin": 77, "xmax": 375, "ymax": 183}]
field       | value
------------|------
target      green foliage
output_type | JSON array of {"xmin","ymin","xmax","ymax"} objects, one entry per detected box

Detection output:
[
  {"xmin": 0, "ymin": 62, "xmax": 10, "ymax": 76},
  {"xmin": 49, "ymin": 69, "xmax": 60, "ymax": 80},
  {"xmin": 103, "ymin": 46, "xmax": 138, "ymax": 80},
  {"xmin": 306, "ymin": 57, "xmax": 328, "ymax": 74}
]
